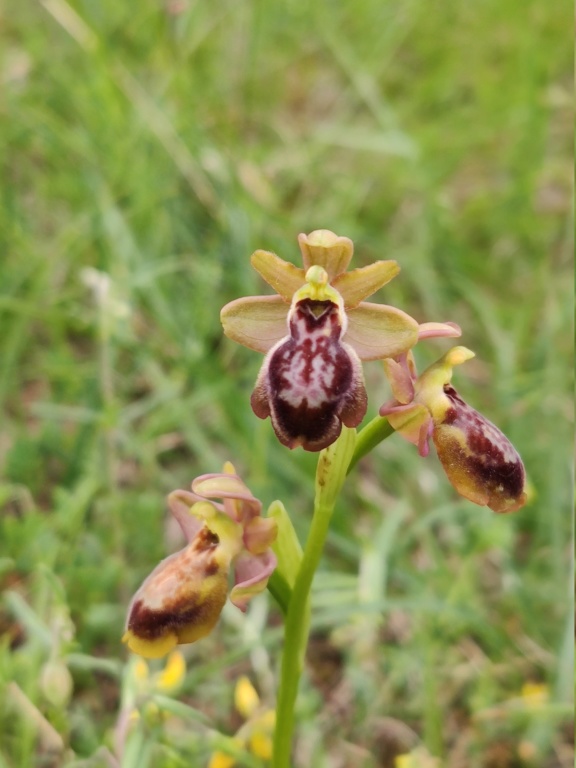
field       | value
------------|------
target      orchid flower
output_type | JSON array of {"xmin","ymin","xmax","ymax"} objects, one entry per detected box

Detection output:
[
  {"xmin": 221, "ymin": 229, "xmax": 459, "ymax": 451},
  {"xmin": 123, "ymin": 463, "xmax": 277, "ymax": 659},
  {"xmin": 380, "ymin": 347, "xmax": 527, "ymax": 513}
]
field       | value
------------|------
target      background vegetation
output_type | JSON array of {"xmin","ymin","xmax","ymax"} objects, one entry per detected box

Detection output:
[{"xmin": 1, "ymin": 0, "xmax": 572, "ymax": 766}]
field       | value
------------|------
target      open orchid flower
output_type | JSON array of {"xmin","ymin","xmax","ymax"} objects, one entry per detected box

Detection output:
[
  {"xmin": 221, "ymin": 230, "xmax": 459, "ymax": 451},
  {"xmin": 380, "ymin": 347, "xmax": 527, "ymax": 513},
  {"xmin": 123, "ymin": 464, "xmax": 277, "ymax": 659}
]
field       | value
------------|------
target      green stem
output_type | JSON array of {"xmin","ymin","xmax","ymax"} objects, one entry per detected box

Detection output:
[
  {"xmin": 348, "ymin": 415, "xmax": 394, "ymax": 473},
  {"xmin": 272, "ymin": 427, "xmax": 356, "ymax": 768}
]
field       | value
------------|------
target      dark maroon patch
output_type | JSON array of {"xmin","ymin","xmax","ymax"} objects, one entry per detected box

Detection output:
[
  {"xmin": 436, "ymin": 384, "xmax": 526, "ymax": 508},
  {"xmin": 203, "ymin": 559, "xmax": 220, "ymax": 577},
  {"xmin": 439, "ymin": 437, "xmax": 526, "ymax": 501},
  {"xmin": 442, "ymin": 385, "xmax": 467, "ymax": 425},
  {"xmin": 128, "ymin": 597, "xmax": 209, "ymax": 641},
  {"xmin": 271, "ymin": 396, "xmax": 345, "ymax": 452},
  {"xmin": 195, "ymin": 527, "xmax": 220, "ymax": 550}
]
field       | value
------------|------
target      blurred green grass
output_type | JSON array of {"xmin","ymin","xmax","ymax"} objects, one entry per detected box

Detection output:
[{"xmin": 0, "ymin": 0, "xmax": 572, "ymax": 766}]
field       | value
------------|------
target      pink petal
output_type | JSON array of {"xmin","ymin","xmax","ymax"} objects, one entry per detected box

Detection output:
[
  {"xmin": 243, "ymin": 517, "xmax": 278, "ymax": 555},
  {"xmin": 418, "ymin": 321, "xmax": 462, "ymax": 339},
  {"xmin": 418, "ymin": 419, "xmax": 434, "ymax": 457},
  {"xmin": 379, "ymin": 402, "xmax": 432, "ymax": 447},
  {"xmin": 383, "ymin": 358, "xmax": 415, "ymax": 404},
  {"xmin": 230, "ymin": 551, "xmax": 277, "ymax": 612},
  {"xmin": 167, "ymin": 490, "xmax": 204, "ymax": 542},
  {"xmin": 192, "ymin": 475, "xmax": 261, "ymax": 507},
  {"xmin": 191, "ymin": 474, "xmax": 262, "ymax": 523}
]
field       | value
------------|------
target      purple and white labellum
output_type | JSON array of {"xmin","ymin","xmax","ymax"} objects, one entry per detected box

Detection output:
[{"xmin": 251, "ymin": 298, "xmax": 367, "ymax": 451}]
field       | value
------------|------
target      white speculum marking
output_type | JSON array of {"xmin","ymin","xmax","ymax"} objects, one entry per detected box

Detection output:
[{"xmin": 277, "ymin": 315, "xmax": 339, "ymax": 409}]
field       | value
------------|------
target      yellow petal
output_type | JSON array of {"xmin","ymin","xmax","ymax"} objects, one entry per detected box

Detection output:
[
  {"xmin": 221, "ymin": 295, "xmax": 289, "ymax": 353},
  {"xmin": 251, "ymin": 250, "xmax": 306, "ymax": 300},
  {"xmin": 332, "ymin": 260, "xmax": 400, "ymax": 307},
  {"xmin": 208, "ymin": 736, "xmax": 245, "ymax": 768},
  {"xmin": 248, "ymin": 709, "xmax": 275, "ymax": 759},
  {"xmin": 521, "ymin": 682, "xmax": 549, "ymax": 707},
  {"xmin": 248, "ymin": 729, "xmax": 273, "ymax": 760},
  {"xmin": 207, "ymin": 751, "xmax": 237, "ymax": 768},
  {"xmin": 156, "ymin": 651, "xmax": 186, "ymax": 692},
  {"xmin": 234, "ymin": 676, "xmax": 260, "ymax": 719},
  {"xmin": 345, "ymin": 303, "xmax": 419, "ymax": 361}
]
